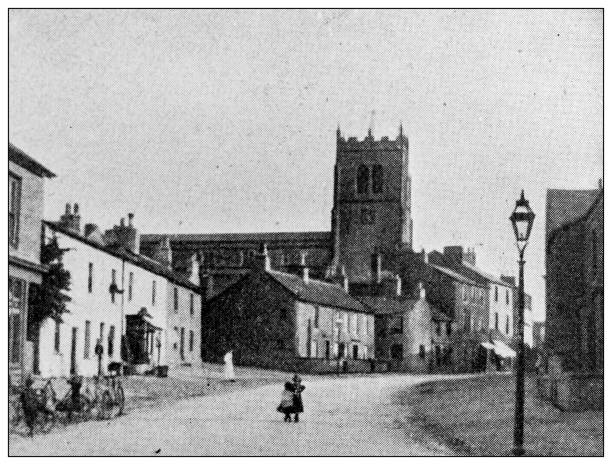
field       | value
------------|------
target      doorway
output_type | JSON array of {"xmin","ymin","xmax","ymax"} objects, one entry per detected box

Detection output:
[
  {"xmin": 352, "ymin": 344, "xmax": 359, "ymax": 360},
  {"xmin": 70, "ymin": 327, "xmax": 78, "ymax": 375}
]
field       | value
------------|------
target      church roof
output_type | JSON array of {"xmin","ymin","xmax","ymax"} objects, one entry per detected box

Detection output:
[{"xmin": 141, "ymin": 231, "xmax": 331, "ymax": 245}]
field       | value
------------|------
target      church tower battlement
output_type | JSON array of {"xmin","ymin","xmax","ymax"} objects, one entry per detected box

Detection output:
[{"xmin": 331, "ymin": 124, "xmax": 413, "ymax": 282}]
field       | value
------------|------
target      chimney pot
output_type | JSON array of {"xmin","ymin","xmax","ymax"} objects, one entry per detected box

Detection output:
[
  {"xmin": 120, "ymin": 218, "xmax": 125, "ymax": 227},
  {"xmin": 128, "ymin": 213, "xmax": 134, "ymax": 227},
  {"xmin": 73, "ymin": 203, "xmax": 79, "ymax": 215},
  {"xmin": 65, "ymin": 203, "xmax": 71, "ymax": 214},
  {"xmin": 302, "ymin": 267, "xmax": 310, "ymax": 284}
]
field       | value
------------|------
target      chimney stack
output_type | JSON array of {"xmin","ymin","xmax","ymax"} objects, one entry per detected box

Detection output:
[
  {"xmin": 339, "ymin": 265, "xmax": 349, "ymax": 293},
  {"xmin": 395, "ymin": 275, "xmax": 402, "ymax": 297},
  {"xmin": 152, "ymin": 236, "xmax": 173, "ymax": 269},
  {"xmin": 59, "ymin": 202, "xmax": 81, "ymax": 233},
  {"xmin": 104, "ymin": 213, "xmax": 140, "ymax": 254}
]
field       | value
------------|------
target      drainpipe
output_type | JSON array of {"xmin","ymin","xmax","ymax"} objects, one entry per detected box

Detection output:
[{"xmin": 120, "ymin": 258, "xmax": 126, "ymax": 371}]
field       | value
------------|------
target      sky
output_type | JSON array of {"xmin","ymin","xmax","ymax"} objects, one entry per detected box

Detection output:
[{"xmin": 9, "ymin": 9, "xmax": 603, "ymax": 321}]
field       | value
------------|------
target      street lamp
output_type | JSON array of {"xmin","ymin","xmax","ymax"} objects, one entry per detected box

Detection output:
[{"xmin": 509, "ymin": 189, "xmax": 535, "ymax": 456}]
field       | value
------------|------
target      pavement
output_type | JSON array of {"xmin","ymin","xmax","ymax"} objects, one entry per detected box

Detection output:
[{"xmin": 10, "ymin": 372, "xmax": 461, "ymax": 456}]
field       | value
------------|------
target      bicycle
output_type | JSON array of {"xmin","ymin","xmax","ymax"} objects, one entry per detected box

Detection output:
[
  {"xmin": 9, "ymin": 379, "xmax": 57, "ymax": 436},
  {"xmin": 93, "ymin": 374, "xmax": 125, "ymax": 420}
]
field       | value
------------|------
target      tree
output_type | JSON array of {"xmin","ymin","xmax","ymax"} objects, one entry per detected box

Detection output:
[{"xmin": 28, "ymin": 235, "xmax": 71, "ymax": 373}]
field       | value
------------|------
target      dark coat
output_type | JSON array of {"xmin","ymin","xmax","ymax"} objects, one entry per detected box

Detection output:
[{"xmin": 292, "ymin": 384, "xmax": 305, "ymax": 413}]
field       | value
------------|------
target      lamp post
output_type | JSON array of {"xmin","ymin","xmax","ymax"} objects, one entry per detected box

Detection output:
[
  {"xmin": 335, "ymin": 312, "xmax": 343, "ymax": 376},
  {"xmin": 509, "ymin": 190, "xmax": 535, "ymax": 456}
]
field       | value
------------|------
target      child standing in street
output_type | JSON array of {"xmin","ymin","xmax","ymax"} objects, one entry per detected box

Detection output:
[{"xmin": 277, "ymin": 382, "xmax": 295, "ymax": 422}]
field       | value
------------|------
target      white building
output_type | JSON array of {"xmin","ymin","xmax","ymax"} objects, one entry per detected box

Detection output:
[{"xmin": 37, "ymin": 206, "xmax": 201, "ymax": 377}]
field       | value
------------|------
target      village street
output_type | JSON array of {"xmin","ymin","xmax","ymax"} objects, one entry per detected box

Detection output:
[{"xmin": 10, "ymin": 373, "xmax": 462, "ymax": 456}]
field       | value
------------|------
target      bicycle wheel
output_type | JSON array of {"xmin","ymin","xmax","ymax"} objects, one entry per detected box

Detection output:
[
  {"xmin": 39, "ymin": 410, "xmax": 56, "ymax": 433},
  {"xmin": 97, "ymin": 391, "xmax": 113, "ymax": 420},
  {"xmin": 115, "ymin": 383, "xmax": 125, "ymax": 416},
  {"xmin": 9, "ymin": 398, "xmax": 24, "ymax": 433}
]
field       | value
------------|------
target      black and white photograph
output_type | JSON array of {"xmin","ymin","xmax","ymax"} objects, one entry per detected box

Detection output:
[{"xmin": 8, "ymin": 8, "xmax": 603, "ymax": 456}]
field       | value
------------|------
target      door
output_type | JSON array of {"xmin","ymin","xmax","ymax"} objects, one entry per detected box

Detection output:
[
  {"xmin": 352, "ymin": 344, "xmax": 359, "ymax": 360},
  {"xmin": 70, "ymin": 327, "xmax": 78, "ymax": 375},
  {"xmin": 325, "ymin": 341, "xmax": 330, "ymax": 359}
]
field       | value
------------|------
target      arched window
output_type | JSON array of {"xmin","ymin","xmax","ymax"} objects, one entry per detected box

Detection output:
[
  {"xmin": 463, "ymin": 309, "xmax": 470, "ymax": 332},
  {"xmin": 357, "ymin": 165, "xmax": 369, "ymax": 194},
  {"xmin": 372, "ymin": 164, "xmax": 384, "ymax": 193}
]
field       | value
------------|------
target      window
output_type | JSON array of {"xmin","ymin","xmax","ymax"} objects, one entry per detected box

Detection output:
[
  {"xmin": 372, "ymin": 164, "xmax": 384, "ymax": 193},
  {"xmin": 463, "ymin": 310, "xmax": 470, "ymax": 332},
  {"xmin": 54, "ymin": 320, "xmax": 61, "ymax": 353},
  {"xmin": 436, "ymin": 322, "xmax": 441, "ymax": 336},
  {"xmin": 9, "ymin": 173, "xmax": 21, "ymax": 247},
  {"xmin": 360, "ymin": 208, "xmax": 375, "ymax": 225},
  {"xmin": 463, "ymin": 285, "xmax": 468, "ymax": 302},
  {"xmin": 357, "ymin": 165, "xmax": 369, "ymax": 194},
  {"xmin": 446, "ymin": 322, "xmax": 452, "ymax": 336},
  {"xmin": 343, "ymin": 313, "xmax": 349, "ymax": 333},
  {"xmin": 495, "ymin": 312, "xmax": 499, "ymax": 331},
  {"xmin": 152, "ymin": 280, "xmax": 156, "ymax": 306},
  {"xmin": 391, "ymin": 315, "xmax": 403, "ymax": 334},
  {"xmin": 189, "ymin": 330, "xmax": 194, "ymax": 352},
  {"xmin": 100, "ymin": 322, "xmax": 105, "ymax": 340},
  {"xmin": 506, "ymin": 289, "xmax": 510, "ymax": 305},
  {"xmin": 505, "ymin": 315, "xmax": 510, "ymax": 334},
  {"xmin": 111, "ymin": 269, "xmax": 117, "ymax": 303},
  {"xmin": 190, "ymin": 293, "xmax": 194, "ymax": 316},
  {"xmin": 108, "ymin": 325, "xmax": 115, "ymax": 357},
  {"xmin": 174, "ymin": 287, "xmax": 179, "ymax": 313},
  {"xmin": 128, "ymin": 272, "xmax": 134, "ymax": 301},
  {"xmin": 88, "ymin": 263, "xmax": 94, "ymax": 293},
  {"xmin": 495, "ymin": 286, "xmax": 498, "ymax": 302},
  {"xmin": 325, "ymin": 340, "xmax": 331, "ymax": 359},
  {"xmin": 419, "ymin": 345, "xmax": 426, "ymax": 359},
  {"xmin": 314, "ymin": 306, "xmax": 319, "ymax": 328},
  {"xmin": 84, "ymin": 321, "xmax": 91, "ymax": 359}
]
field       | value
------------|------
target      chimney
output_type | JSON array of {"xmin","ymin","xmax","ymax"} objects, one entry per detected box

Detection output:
[
  {"xmin": 395, "ymin": 275, "xmax": 402, "ymax": 297},
  {"xmin": 152, "ymin": 236, "xmax": 173, "ymax": 269},
  {"xmin": 84, "ymin": 223, "xmax": 104, "ymax": 246},
  {"xmin": 104, "ymin": 213, "xmax": 140, "ymax": 254},
  {"xmin": 371, "ymin": 253, "xmax": 382, "ymax": 284},
  {"xmin": 501, "ymin": 275, "xmax": 516, "ymax": 287},
  {"xmin": 443, "ymin": 246, "xmax": 464, "ymax": 265},
  {"xmin": 201, "ymin": 271, "xmax": 214, "ymax": 301},
  {"xmin": 251, "ymin": 243, "xmax": 271, "ymax": 271},
  {"xmin": 59, "ymin": 202, "xmax": 81, "ymax": 233},
  {"xmin": 464, "ymin": 247, "xmax": 476, "ymax": 266}
]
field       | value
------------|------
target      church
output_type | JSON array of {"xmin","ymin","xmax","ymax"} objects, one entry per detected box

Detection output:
[{"xmin": 140, "ymin": 125, "xmax": 419, "ymax": 298}]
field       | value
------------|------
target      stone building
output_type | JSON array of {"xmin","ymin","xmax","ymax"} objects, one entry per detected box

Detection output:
[
  {"xmin": 543, "ymin": 184, "xmax": 603, "ymax": 410},
  {"xmin": 203, "ymin": 245, "xmax": 375, "ymax": 373},
  {"xmin": 9, "ymin": 143, "xmax": 56, "ymax": 382},
  {"xmin": 425, "ymin": 252, "xmax": 489, "ymax": 372},
  {"xmin": 38, "ymin": 208, "xmax": 201, "ymax": 377}
]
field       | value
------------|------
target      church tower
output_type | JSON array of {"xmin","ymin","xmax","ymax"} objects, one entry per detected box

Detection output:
[{"xmin": 331, "ymin": 124, "xmax": 413, "ymax": 282}]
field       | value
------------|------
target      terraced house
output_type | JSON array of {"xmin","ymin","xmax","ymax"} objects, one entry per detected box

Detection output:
[
  {"xmin": 38, "ymin": 207, "xmax": 202, "ymax": 377},
  {"xmin": 203, "ymin": 245, "xmax": 375, "ymax": 373}
]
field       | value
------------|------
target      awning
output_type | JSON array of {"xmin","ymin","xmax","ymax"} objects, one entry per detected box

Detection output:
[
  {"xmin": 480, "ymin": 342, "xmax": 495, "ymax": 350},
  {"xmin": 493, "ymin": 340, "xmax": 516, "ymax": 358}
]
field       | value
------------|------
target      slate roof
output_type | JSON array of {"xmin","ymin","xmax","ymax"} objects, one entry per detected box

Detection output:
[
  {"xmin": 546, "ymin": 188, "xmax": 600, "ymax": 239},
  {"xmin": 429, "ymin": 264, "xmax": 483, "ymax": 287},
  {"xmin": 141, "ymin": 231, "xmax": 331, "ymax": 245},
  {"xmin": 459, "ymin": 261, "xmax": 510, "ymax": 287},
  {"xmin": 358, "ymin": 296, "xmax": 417, "ymax": 315},
  {"xmin": 45, "ymin": 221, "xmax": 200, "ymax": 292},
  {"xmin": 9, "ymin": 143, "xmax": 56, "ymax": 178},
  {"xmin": 266, "ymin": 269, "xmax": 369, "ymax": 313}
]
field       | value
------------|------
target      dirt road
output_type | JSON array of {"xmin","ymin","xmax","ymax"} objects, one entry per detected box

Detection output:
[{"xmin": 10, "ymin": 373, "xmax": 458, "ymax": 456}]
